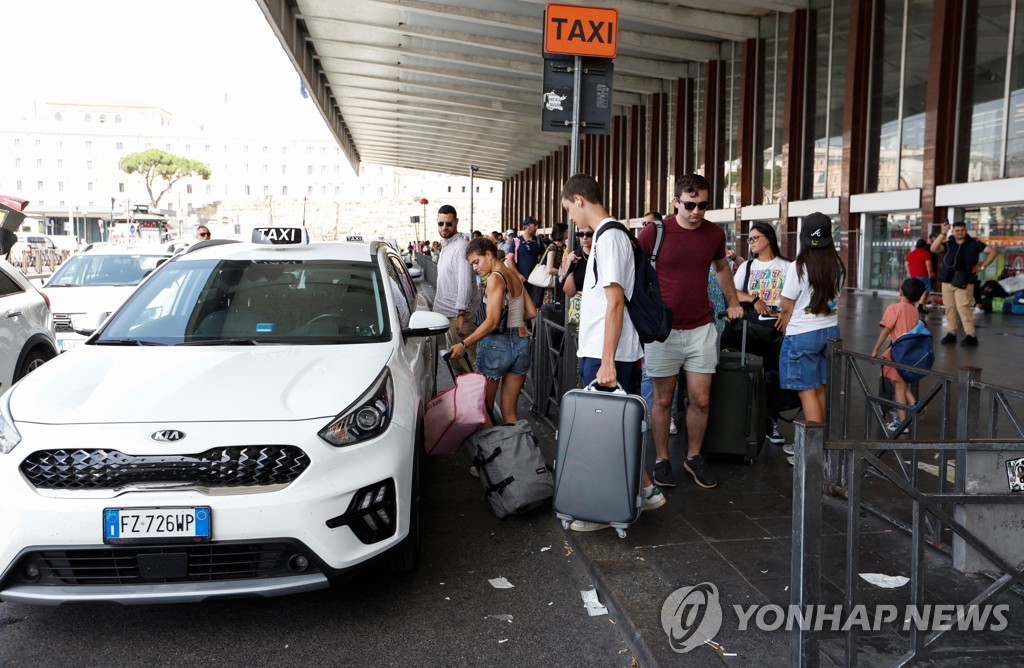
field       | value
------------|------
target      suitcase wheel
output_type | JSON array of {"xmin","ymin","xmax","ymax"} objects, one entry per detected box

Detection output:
[{"xmin": 615, "ymin": 528, "xmax": 627, "ymax": 539}]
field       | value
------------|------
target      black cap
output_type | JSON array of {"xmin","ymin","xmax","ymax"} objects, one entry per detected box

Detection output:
[
  {"xmin": 522, "ymin": 216, "xmax": 540, "ymax": 228},
  {"xmin": 800, "ymin": 212, "xmax": 834, "ymax": 248}
]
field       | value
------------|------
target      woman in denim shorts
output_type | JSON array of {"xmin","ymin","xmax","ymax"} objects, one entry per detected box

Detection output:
[
  {"xmin": 449, "ymin": 237, "xmax": 536, "ymax": 426},
  {"xmin": 776, "ymin": 213, "xmax": 846, "ymax": 438}
]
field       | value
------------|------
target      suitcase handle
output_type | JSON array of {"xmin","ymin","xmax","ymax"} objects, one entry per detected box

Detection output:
[
  {"xmin": 717, "ymin": 311, "xmax": 749, "ymax": 368},
  {"xmin": 583, "ymin": 380, "xmax": 627, "ymax": 395}
]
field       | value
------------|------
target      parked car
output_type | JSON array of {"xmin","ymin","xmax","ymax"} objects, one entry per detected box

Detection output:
[
  {"xmin": 0, "ymin": 228, "xmax": 448, "ymax": 605},
  {"xmin": 42, "ymin": 242, "xmax": 175, "ymax": 351},
  {"xmin": 0, "ymin": 258, "xmax": 58, "ymax": 393}
]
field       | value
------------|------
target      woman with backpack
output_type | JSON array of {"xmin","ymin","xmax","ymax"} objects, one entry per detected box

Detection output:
[
  {"xmin": 734, "ymin": 222, "xmax": 791, "ymax": 445},
  {"xmin": 775, "ymin": 213, "xmax": 845, "ymax": 464}
]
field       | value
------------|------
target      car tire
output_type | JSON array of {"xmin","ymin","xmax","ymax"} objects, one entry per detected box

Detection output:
[
  {"xmin": 387, "ymin": 426, "xmax": 422, "ymax": 573},
  {"xmin": 15, "ymin": 347, "xmax": 54, "ymax": 382}
]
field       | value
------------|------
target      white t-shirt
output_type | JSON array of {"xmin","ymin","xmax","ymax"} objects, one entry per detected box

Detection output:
[
  {"xmin": 734, "ymin": 257, "xmax": 790, "ymax": 311},
  {"xmin": 577, "ymin": 218, "xmax": 643, "ymax": 362},
  {"xmin": 781, "ymin": 262, "xmax": 842, "ymax": 335}
]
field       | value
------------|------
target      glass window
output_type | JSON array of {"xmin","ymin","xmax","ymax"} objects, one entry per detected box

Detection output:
[
  {"xmin": 964, "ymin": 206, "xmax": 1024, "ymax": 282},
  {"xmin": 866, "ymin": 213, "xmax": 920, "ymax": 291},
  {"xmin": 760, "ymin": 15, "xmax": 788, "ymax": 204},
  {"xmin": 959, "ymin": 0, "xmax": 1012, "ymax": 181},
  {"xmin": 1006, "ymin": 2, "xmax": 1024, "ymax": 177},
  {"xmin": 722, "ymin": 42, "xmax": 741, "ymax": 208},
  {"xmin": 805, "ymin": 0, "xmax": 848, "ymax": 199},
  {"xmin": 97, "ymin": 259, "xmax": 390, "ymax": 344},
  {"xmin": 0, "ymin": 268, "xmax": 24, "ymax": 298},
  {"xmin": 49, "ymin": 253, "xmax": 170, "ymax": 288}
]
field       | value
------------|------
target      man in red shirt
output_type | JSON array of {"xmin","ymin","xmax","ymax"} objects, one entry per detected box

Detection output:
[
  {"xmin": 904, "ymin": 239, "xmax": 934, "ymax": 311},
  {"xmin": 637, "ymin": 174, "xmax": 743, "ymax": 490}
]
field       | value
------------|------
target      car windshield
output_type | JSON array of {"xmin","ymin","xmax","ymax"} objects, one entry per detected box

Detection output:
[
  {"xmin": 96, "ymin": 258, "xmax": 391, "ymax": 345},
  {"xmin": 48, "ymin": 253, "xmax": 168, "ymax": 287}
]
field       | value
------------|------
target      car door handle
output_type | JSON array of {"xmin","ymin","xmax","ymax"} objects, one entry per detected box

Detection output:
[{"xmin": 5, "ymin": 309, "xmax": 23, "ymax": 319}]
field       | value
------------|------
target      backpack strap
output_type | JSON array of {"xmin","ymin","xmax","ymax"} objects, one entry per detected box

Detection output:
[
  {"xmin": 743, "ymin": 258, "xmax": 754, "ymax": 297},
  {"xmin": 591, "ymin": 221, "xmax": 633, "ymax": 293},
  {"xmin": 649, "ymin": 220, "xmax": 665, "ymax": 269}
]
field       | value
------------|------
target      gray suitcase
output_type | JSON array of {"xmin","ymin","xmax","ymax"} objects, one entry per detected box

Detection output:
[
  {"xmin": 553, "ymin": 383, "xmax": 647, "ymax": 538},
  {"xmin": 470, "ymin": 420, "xmax": 553, "ymax": 518}
]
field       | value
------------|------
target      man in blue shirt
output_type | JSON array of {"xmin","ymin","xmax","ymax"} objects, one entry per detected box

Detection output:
[{"xmin": 505, "ymin": 216, "xmax": 544, "ymax": 307}]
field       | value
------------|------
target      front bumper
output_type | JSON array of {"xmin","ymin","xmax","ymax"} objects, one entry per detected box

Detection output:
[{"xmin": 0, "ymin": 418, "xmax": 415, "ymax": 604}]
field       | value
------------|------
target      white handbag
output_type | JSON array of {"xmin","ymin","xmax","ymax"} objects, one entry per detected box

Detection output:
[{"xmin": 527, "ymin": 264, "xmax": 555, "ymax": 289}]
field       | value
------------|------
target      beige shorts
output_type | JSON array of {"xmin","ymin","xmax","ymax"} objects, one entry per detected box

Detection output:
[{"xmin": 643, "ymin": 322, "xmax": 719, "ymax": 376}]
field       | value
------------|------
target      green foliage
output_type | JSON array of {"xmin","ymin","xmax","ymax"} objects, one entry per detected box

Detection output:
[{"xmin": 118, "ymin": 149, "xmax": 212, "ymax": 208}]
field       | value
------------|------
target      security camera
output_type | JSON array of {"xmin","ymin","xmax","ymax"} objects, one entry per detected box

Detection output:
[{"xmin": 470, "ymin": 165, "xmax": 480, "ymax": 173}]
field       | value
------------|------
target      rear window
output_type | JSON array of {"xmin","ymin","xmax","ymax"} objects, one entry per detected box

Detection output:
[
  {"xmin": 48, "ymin": 253, "xmax": 168, "ymax": 287},
  {"xmin": 97, "ymin": 258, "xmax": 391, "ymax": 345}
]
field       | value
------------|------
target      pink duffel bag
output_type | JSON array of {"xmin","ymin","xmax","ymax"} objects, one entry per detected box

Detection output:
[{"xmin": 424, "ymin": 359, "xmax": 488, "ymax": 456}]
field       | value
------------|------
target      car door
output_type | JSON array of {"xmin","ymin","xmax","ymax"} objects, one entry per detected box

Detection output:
[
  {"xmin": 0, "ymin": 265, "xmax": 37, "ymax": 391},
  {"xmin": 385, "ymin": 254, "xmax": 436, "ymax": 400}
]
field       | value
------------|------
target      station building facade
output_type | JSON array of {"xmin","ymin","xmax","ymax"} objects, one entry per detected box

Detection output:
[{"xmin": 502, "ymin": 0, "xmax": 1024, "ymax": 293}]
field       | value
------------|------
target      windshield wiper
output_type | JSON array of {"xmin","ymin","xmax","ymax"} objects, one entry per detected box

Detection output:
[
  {"xmin": 93, "ymin": 339, "xmax": 167, "ymax": 346},
  {"xmin": 178, "ymin": 338, "xmax": 260, "ymax": 346}
]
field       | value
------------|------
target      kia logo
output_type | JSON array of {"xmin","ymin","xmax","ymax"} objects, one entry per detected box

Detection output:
[{"xmin": 151, "ymin": 430, "xmax": 186, "ymax": 442}]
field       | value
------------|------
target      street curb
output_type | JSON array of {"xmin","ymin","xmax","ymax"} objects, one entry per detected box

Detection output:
[{"xmin": 561, "ymin": 528, "xmax": 663, "ymax": 668}]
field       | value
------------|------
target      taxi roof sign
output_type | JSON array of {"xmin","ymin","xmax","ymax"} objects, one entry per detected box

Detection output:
[
  {"xmin": 544, "ymin": 4, "xmax": 618, "ymax": 58},
  {"xmin": 252, "ymin": 227, "xmax": 305, "ymax": 245}
]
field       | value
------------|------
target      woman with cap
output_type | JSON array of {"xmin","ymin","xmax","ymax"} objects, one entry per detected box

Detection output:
[{"xmin": 775, "ymin": 213, "xmax": 845, "ymax": 464}]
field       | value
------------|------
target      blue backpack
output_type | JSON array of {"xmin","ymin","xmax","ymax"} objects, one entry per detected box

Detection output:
[
  {"xmin": 889, "ymin": 320, "xmax": 934, "ymax": 383},
  {"xmin": 592, "ymin": 222, "xmax": 672, "ymax": 345}
]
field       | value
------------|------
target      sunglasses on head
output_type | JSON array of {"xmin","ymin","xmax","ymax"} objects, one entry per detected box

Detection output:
[
  {"xmin": 437, "ymin": 221, "xmax": 455, "ymax": 227},
  {"xmin": 679, "ymin": 200, "xmax": 710, "ymax": 211}
]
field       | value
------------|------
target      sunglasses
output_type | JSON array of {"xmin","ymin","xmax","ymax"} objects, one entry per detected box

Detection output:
[
  {"xmin": 679, "ymin": 200, "xmax": 710, "ymax": 211},
  {"xmin": 577, "ymin": 231, "xmax": 594, "ymax": 238},
  {"xmin": 437, "ymin": 221, "xmax": 455, "ymax": 228},
  {"xmin": 197, "ymin": 232, "xmax": 210, "ymax": 238}
]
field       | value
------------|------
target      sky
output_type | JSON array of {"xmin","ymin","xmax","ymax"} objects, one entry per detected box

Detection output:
[{"xmin": 1, "ymin": 0, "xmax": 332, "ymax": 139}]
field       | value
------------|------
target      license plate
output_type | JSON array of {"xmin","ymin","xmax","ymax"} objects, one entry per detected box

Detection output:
[
  {"xmin": 103, "ymin": 507, "xmax": 211, "ymax": 544},
  {"xmin": 58, "ymin": 339, "xmax": 82, "ymax": 352}
]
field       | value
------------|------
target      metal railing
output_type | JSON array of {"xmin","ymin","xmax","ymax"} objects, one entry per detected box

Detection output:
[{"xmin": 791, "ymin": 339, "xmax": 1024, "ymax": 666}]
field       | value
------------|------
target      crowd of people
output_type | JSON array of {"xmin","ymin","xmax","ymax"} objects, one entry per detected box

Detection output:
[{"xmin": 422, "ymin": 172, "xmax": 1016, "ymax": 533}]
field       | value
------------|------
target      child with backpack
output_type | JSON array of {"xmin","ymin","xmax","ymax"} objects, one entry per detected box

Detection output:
[{"xmin": 870, "ymin": 278, "xmax": 930, "ymax": 433}]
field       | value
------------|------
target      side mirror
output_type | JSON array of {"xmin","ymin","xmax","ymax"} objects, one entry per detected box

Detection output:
[
  {"xmin": 401, "ymin": 310, "xmax": 450, "ymax": 337},
  {"xmin": 71, "ymin": 312, "xmax": 110, "ymax": 336}
]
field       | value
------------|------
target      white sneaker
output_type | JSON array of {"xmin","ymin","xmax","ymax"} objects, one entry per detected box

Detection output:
[
  {"xmin": 469, "ymin": 465, "xmax": 479, "ymax": 478},
  {"xmin": 782, "ymin": 443, "xmax": 795, "ymax": 455},
  {"xmin": 641, "ymin": 486, "xmax": 666, "ymax": 511},
  {"xmin": 787, "ymin": 455, "xmax": 795, "ymax": 466},
  {"xmin": 570, "ymin": 520, "xmax": 610, "ymax": 532},
  {"xmin": 973, "ymin": 306, "xmax": 985, "ymax": 315},
  {"xmin": 669, "ymin": 420, "xmax": 678, "ymax": 435}
]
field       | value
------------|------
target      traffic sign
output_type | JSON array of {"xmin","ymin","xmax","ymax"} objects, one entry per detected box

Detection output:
[
  {"xmin": 544, "ymin": 4, "xmax": 618, "ymax": 58},
  {"xmin": 541, "ymin": 55, "xmax": 613, "ymax": 135}
]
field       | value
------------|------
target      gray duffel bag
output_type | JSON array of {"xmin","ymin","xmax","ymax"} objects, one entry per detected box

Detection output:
[{"xmin": 470, "ymin": 420, "xmax": 553, "ymax": 518}]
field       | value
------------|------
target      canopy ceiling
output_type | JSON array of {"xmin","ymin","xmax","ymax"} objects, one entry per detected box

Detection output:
[{"xmin": 257, "ymin": 0, "xmax": 803, "ymax": 181}]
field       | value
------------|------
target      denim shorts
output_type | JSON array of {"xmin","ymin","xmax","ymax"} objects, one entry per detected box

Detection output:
[
  {"xmin": 780, "ymin": 325, "xmax": 839, "ymax": 391},
  {"xmin": 476, "ymin": 329, "xmax": 531, "ymax": 379}
]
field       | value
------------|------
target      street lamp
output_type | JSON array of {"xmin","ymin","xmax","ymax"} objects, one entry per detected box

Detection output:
[
  {"xmin": 469, "ymin": 165, "xmax": 479, "ymax": 234},
  {"xmin": 418, "ymin": 197, "xmax": 429, "ymax": 240}
]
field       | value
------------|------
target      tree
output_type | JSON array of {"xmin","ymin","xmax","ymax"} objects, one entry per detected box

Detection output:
[{"xmin": 119, "ymin": 149, "xmax": 212, "ymax": 209}]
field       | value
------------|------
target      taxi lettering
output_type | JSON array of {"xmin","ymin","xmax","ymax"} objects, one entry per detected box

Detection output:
[
  {"xmin": 544, "ymin": 5, "xmax": 618, "ymax": 58},
  {"xmin": 252, "ymin": 227, "xmax": 303, "ymax": 244}
]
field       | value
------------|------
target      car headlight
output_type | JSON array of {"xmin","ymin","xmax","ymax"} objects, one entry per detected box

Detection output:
[
  {"xmin": 0, "ymin": 390, "xmax": 22, "ymax": 455},
  {"xmin": 318, "ymin": 369, "xmax": 393, "ymax": 447}
]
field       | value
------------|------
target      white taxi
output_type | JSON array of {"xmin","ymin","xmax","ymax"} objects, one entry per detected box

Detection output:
[
  {"xmin": 42, "ymin": 242, "xmax": 176, "ymax": 351},
  {"xmin": 0, "ymin": 228, "xmax": 449, "ymax": 605}
]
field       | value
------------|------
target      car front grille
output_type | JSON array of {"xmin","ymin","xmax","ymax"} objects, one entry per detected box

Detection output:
[
  {"xmin": 52, "ymin": 313, "xmax": 74, "ymax": 333},
  {"xmin": 8, "ymin": 543, "xmax": 319, "ymax": 585},
  {"xmin": 20, "ymin": 446, "xmax": 310, "ymax": 490}
]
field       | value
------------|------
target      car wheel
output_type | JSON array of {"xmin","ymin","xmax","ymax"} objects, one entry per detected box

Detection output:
[
  {"xmin": 15, "ymin": 347, "xmax": 54, "ymax": 382},
  {"xmin": 388, "ymin": 427, "xmax": 422, "ymax": 572}
]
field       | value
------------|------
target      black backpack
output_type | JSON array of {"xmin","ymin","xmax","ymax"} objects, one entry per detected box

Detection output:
[{"xmin": 592, "ymin": 221, "xmax": 672, "ymax": 344}]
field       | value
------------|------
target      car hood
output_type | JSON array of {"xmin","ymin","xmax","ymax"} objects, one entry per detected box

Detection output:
[
  {"xmin": 10, "ymin": 344, "xmax": 393, "ymax": 424},
  {"xmin": 44, "ymin": 285, "xmax": 138, "ymax": 315}
]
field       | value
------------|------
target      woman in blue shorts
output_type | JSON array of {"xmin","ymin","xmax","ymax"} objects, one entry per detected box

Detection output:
[
  {"xmin": 776, "ymin": 213, "xmax": 846, "ymax": 442},
  {"xmin": 449, "ymin": 237, "xmax": 536, "ymax": 426}
]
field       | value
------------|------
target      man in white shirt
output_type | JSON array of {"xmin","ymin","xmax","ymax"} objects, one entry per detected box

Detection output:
[
  {"xmin": 432, "ymin": 204, "xmax": 479, "ymax": 373},
  {"xmin": 559, "ymin": 173, "xmax": 666, "ymax": 532}
]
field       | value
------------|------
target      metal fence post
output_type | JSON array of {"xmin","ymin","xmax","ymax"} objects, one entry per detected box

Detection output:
[
  {"xmin": 825, "ymin": 338, "xmax": 844, "ymax": 488},
  {"xmin": 953, "ymin": 366, "xmax": 982, "ymax": 571},
  {"xmin": 790, "ymin": 420, "xmax": 824, "ymax": 667}
]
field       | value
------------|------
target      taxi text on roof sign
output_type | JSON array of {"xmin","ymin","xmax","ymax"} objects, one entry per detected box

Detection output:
[
  {"xmin": 543, "ymin": 4, "xmax": 618, "ymax": 59},
  {"xmin": 252, "ymin": 227, "xmax": 304, "ymax": 245}
]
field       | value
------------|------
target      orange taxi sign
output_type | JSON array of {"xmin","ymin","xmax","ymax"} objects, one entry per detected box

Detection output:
[{"xmin": 544, "ymin": 4, "xmax": 618, "ymax": 58}]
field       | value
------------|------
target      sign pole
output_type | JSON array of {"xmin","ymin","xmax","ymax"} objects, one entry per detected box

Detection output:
[{"xmin": 569, "ymin": 55, "xmax": 581, "ymax": 178}]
